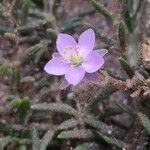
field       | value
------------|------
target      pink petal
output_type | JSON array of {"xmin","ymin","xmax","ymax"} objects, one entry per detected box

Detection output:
[
  {"xmin": 82, "ymin": 51, "xmax": 104, "ymax": 73},
  {"xmin": 52, "ymin": 52, "xmax": 61, "ymax": 58},
  {"xmin": 65, "ymin": 67, "xmax": 85, "ymax": 85},
  {"xmin": 56, "ymin": 33, "xmax": 77, "ymax": 57},
  {"xmin": 44, "ymin": 58, "xmax": 68, "ymax": 75},
  {"xmin": 59, "ymin": 79, "xmax": 70, "ymax": 90},
  {"xmin": 78, "ymin": 29, "xmax": 95, "ymax": 57},
  {"xmin": 85, "ymin": 73, "xmax": 100, "ymax": 84},
  {"xmin": 95, "ymin": 49, "xmax": 108, "ymax": 56}
]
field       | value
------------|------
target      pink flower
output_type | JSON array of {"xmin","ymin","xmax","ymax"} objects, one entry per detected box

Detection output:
[{"xmin": 44, "ymin": 29, "xmax": 107, "ymax": 89}]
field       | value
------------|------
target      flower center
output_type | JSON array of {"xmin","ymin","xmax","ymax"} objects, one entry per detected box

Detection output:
[
  {"xmin": 63, "ymin": 46, "xmax": 84, "ymax": 67},
  {"xmin": 70, "ymin": 54, "xmax": 83, "ymax": 67}
]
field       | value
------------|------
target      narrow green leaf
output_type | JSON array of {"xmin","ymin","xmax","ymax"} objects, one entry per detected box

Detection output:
[
  {"xmin": 85, "ymin": 117, "xmax": 111, "ymax": 134},
  {"xmin": 31, "ymin": 126, "xmax": 40, "ymax": 150},
  {"xmin": 18, "ymin": 96, "xmax": 30, "ymax": 124},
  {"xmin": 115, "ymin": 102, "xmax": 135, "ymax": 116},
  {"xmin": 0, "ymin": 63, "xmax": 9, "ymax": 77},
  {"xmin": 58, "ymin": 118, "xmax": 78, "ymax": 130},
  {"xmin": 138, "ymin": 113, "xmax": 150, "ymax": 134},
  {"xmin": 10, "ymin": 99, "xmax": 22, "ymax": 109},
  {"xmin": 17, "ymin": 26, "xmax": 36, "ymax": 35},
  {"xmin": 16, "ymin": 145, "xmax": 26, "ymax": 150},
  {"xmin": 57, "ymin": 129, "xmax": 95, "ymax": 140},
  {"xmin": 31, "ymin": 103, "xmax": 78, "ymax": 118},
  {"xmin": 21, "ymin": 76, "xmax": 35, "ymax": 83},
  {"xmin": 11, "ymin": 67, "xmax": 20, "ymax": 89},
  {"xmin": 75, "ymin": 143, "xmax": 100, "ymax": 150},
  {"xmin": 118, "ymin": 57, "xmax": 134, "ymax": 78},
  {"xmin": 91, "ymin": 0, "xmax": 114, "ymax": 23},
  {"xmin": 75, "ymin": 144, "xmax": 91, "ymax": 150},
  {"xmin": 87, "ymin": 85, "xmax": 117, "ymax": 111},
  {"xmin": 40, "ymin": 128, "xmax": 56, "ymax": 150},
  {"xmin": 0, "ymin": 136, "xmax": 12, "ymax": 150},
  {"xmin": 22, "ymin": 0, "xmax": 31, "ymax": 18},
  {"xmin": 118, "ymin": 21, "xmax": 127, "ymax": 55},
  {"xmin": 98, "ymin": 132, "xmax": 127, "ymax": 149}
]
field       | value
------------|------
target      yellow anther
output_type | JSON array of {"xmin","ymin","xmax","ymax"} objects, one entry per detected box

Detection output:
[{"xmin": 70, "ymin": 54, "xmax": 83, "ymax": 67}]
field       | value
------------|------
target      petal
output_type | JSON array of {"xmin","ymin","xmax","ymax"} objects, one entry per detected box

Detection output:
[
  {"xmin": 44, "ymin": 58, "xmax": 68, "ymax": 75},
  {"xmin": 95, "ymin": 49, "xmax": 108, "ymax": 56},
  {"xmin": 52, "ymin": 52, "xmax": 61, "ymax": 58},
  {"xmin": 56, "ymin": 33, "xmax": 77, "ymax": 57},
  {"xmin": 65, "ymin": 67, "xmax": 85, "ymax": 85},
  {"xmin": 82, "ymin": 51, "xmax": 104, "ymax": 73},
  {"xmin": 78, "ymin": 29, "xmax": 95, "ymax": 57},
  {"xmin": 59, "ymin": 79, "xmax": 70, "ymax": 90},
  {"xmin": 85, "ymin": 73, "xmax": 100, "ymax": 84}
]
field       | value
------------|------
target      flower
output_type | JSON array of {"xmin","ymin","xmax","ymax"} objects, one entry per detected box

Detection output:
[{"xmin": 44, "ymin": 29, "xmax": 108, "ymax": 89}]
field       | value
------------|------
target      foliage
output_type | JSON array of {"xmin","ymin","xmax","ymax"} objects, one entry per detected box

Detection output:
[{"xmin": 0, "ymin": 0, "xmax": 149, "ymax": 150}]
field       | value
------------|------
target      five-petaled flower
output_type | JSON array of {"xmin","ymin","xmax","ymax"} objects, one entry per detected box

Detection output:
[{"xmin": 44, "ymin": 29, "xmax": 108, "ymax": 89}]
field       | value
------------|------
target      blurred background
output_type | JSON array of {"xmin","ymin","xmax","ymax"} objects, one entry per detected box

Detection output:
[{"xmin": 0, "ymin": 0, "xmax": 150, "ymax": 150}]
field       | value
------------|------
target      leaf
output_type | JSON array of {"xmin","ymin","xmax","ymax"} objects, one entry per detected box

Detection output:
[
  {"xmin": 115, "ymin": 102, "xmax": 135, "ymax": 116},
  {"xmin": 18, "ymin": 96, "xmax": 30, "ymax": 124},
  {"xmin": 17, "ymin": 26, "xmax": 36, "ymax": 35},
  {"xmin": 138, "ymin": 113, "xmax": 150, "ymax": 134},
  {"xmin": 75, "ymin": 145, "xmax": 89, "ymax": 150},
  {"xmin": 10, "ymin": 99, "xmax": 22, "ymax": 109},
  {"xmin": 22, "ymin": 0, "xmax": 31, "ymax": 18},
  {"xmin": 11, "ymin": 67, "xmax": 20, "ymax": 89},
  {"xmin": 31, "ymin": 126, "xmax": 40, "ymax": 150},
  {"xmin": 35, "ymin": 76, "xmax": 51, "ymax": 92},
  {"xmin": 21, "ymin": 76, "xmax": 35, "ymax": 83},
  {"xmin": 98, "ymin": 132, "xmax": 127, "ymax": 149},
  {"xmin": 91, "ymin": 0, "xmax": 114, "ymax": 23},
  {"xmin": 57, "ymin": 129, "xmax": 95, "ymax": 140},
  {"xmin": 16, "ymin": 145, "xmax": 26, "ymax": 150},
  {"xmin": 0, "ymin": 136, "xmax": 12, "ymax": 150},
  {"xmin": 87, "ymin": 85, "xmax": 117, "ymax": 111},
  {"xmin": 0, "ymin": 63, "xmax": 9, "ymax": 77},
  {"xmin": 58, "ymin": 118, "xmax": 78, "ymax": 130},
  {"xmin": 40, "ymin": 128, "xmax": 56, "ymax": 150},
  {"xmin": 118, "ymin": 57, "xmax": 134, "ymax": 78},
  {"xmin": 85, "ymin": 117, "xmax": 112, "ymax": 134},
  {"xmin": 31, "ymin": 103, "xmax": 78, "ymax": 118},
  {"xmin": 118, "ymin": 21, "xmax": 127, "ymax": 54},
  {"xmin": 75, "ymin": 143, "xmax": 100, "ymax": 150}
]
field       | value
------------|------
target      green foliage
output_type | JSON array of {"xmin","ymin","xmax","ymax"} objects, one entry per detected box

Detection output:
[
  {"xmin": 58, "ymin": 118, "xmax": 78, "ymax": 130},
  {"xmin": 75, "ymin": 143, "xmax": 99, "ymax": 150},
  {"xmin": 118, "ymin": 21, "xmax": 127, "ymax": 55},
  {"xmin": 31, "ymin": 127, "xmax": 40, "ymax": 150},
  {"xmin": 0, "ymin": 0, "xmax": 149, "ymax": 149},
  {"xmin": 40, "ymin": 128, "xmax": 56, "ymax": 150},
  {"xmin": 57, "ymin": 129, "xmax": 95, "ymax": 140},
  {"xmin": 118, "ymin": 57, "xmax": 134, "ymax": 78},
  {"xmin": 22, "ymin": 0, "xmax": 31, "ymax": 19},
  {"xmin": 11, "ymin": 67, "xmax": 20, "ymax": 89},
  {"xmin": 91, "ymin": 0, "xmax": 114, "ymax": 23},
  {"xmin": 0, "ymin": 63, "xmax": 9, "ymax": 77},
  {"xmin": 138, "ymin": 113, "xmax": 150, "ymax": 134},
  {"xmin": 18, "ymin": 97, "xmax": 30, "ymax": 124},
  {"xmin": 31, "ymin": 103, "xmax": 78, "ymax": 118},
  {"xmin": 21, "ymin": 76, "xmax": 35, "ymax": 83},
  {"xmin": 0, "ymin": 136, "xmax": 12, "ymax": 150},
  {"xmin": 85, "ymin": 117, "xmax": 111, "ymax": 134},
  {"xmin": 97, "ymin": 132, "xmax": 127, "ymax": 149}
]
